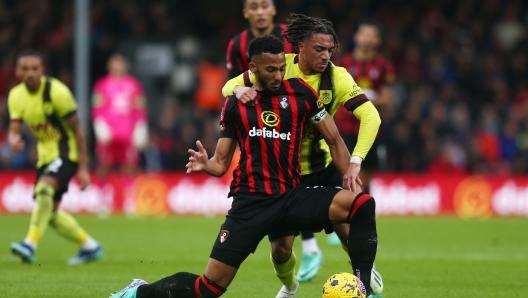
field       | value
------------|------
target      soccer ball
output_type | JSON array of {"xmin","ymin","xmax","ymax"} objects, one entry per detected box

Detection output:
[{"xmin": 321, "ymin": 272, "xmax": 366, "ymax": 298}]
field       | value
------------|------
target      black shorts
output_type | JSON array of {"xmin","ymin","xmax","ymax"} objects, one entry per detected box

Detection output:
[
  {"xmin": 35, "ymin": 158, "xmax": 78, "ymax": 201},
  {"xmin": 342, "ymin": 134, "xmax": 381, "ymax": 171},
  {"xmin": 301, "ymin": 161, "xmax": 343, "ymax": 188},
  {"xmin": 210, "ymin": 186, "xmax": 341, "ymax": 268},
  {"xmin": 267, "ymin": 162, "xmax": 343, "ymax": 239}
]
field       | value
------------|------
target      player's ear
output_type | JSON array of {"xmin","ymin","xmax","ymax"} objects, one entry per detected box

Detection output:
[
  {"xmin": 249, "ymin": 62, "xmax": 257, "ymax": 73},
  {"xmin": 353, "ymin": 33, "xmax": 359, "ymax": 44},
  {"xmin": 243, "ymin": 7, "xmax": 249, "ymax": 19},
  {"xmin": 298, "ymin": 42, "xmax": 305, "ymax": 53}
]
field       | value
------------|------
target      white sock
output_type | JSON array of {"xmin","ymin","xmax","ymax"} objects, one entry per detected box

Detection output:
[
  {"xmin": 81, "ymin": 237, "xmax": 99, "ymax": 251},
  {"xmin": 302, "ymin": 238, "xmax": 320, "ymax": 254},
  {"xmin": 23, "ymin": 239, "xmax": 37, "ymax": 251}
]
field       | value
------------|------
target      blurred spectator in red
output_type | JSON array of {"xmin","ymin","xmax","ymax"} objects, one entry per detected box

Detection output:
[
  {"xmin": 428, "ymin": 139, "xmax": 468, "ymax": 176},
  {"xmin": 471, "ymin": 106, "xmax": 501, "ymax": 173},
  {"xmin": 333, "ymin": 20, "xmax": 395, "ymax": 192}
]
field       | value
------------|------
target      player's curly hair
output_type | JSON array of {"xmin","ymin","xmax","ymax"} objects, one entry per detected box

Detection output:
[
  {"xmin": 282, "ymin": 13, "xmax": 339, "ymax": 51},
  {"xmin": 248, "ymin": 35, "xmax": 284, "ymax": 61}
]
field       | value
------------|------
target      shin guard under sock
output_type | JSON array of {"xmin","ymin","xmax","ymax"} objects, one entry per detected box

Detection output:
[
  {"xmin": 26, "ymin": 182, "xmax": 55, "ymax": 245},
  {"xmin": 136, "ymin": 273, "xmax": 226, "ymax": 298},
  {"xmin": 271, "ymin": 251, "xmax": 297, "ymax": 289},
  {"xmin": 49, "ymin": 210, "xmax": 90, "ymax": 245},
  {"xmin": 346, "ymin": 193, "xmax": 378, "ymax": 295}
]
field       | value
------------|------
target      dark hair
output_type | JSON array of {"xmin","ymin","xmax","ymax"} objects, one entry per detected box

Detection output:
[
  {"xmin": 16, "ymin": 49, "xmax": 42, "ymax": 63},
  {"xmin": 242, "ymin": 0, "xmax": 274, "ymax": 7},
  {"xmin": 248, "ymin": 35, "xmax": 284, "ymax": 61},
  {"xmin": 357, "ymin": 19, "xmax": 383, "ymax": 36},
  {"xmin": 283, "ymin": 13, "xmax": 339, "ymax": 51}
]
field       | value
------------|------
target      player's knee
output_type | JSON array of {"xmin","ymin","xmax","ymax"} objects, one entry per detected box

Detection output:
[
  {"xmin": 346, "ymin": 193, "xmax": 375, "ymax": 223},
  {"xmin": 34, "ymin": 182, "xmax": 55, "ymax": 210},
  {"xmin": 271, "ymin": 246, "xmax": 292, "ymax": 263},
  {"xmin": 38, "ymin": 174, "xmax": 60, "ymax": 188},
  {"xmin": 270, "ymin": 238, "xmax": 293, "ymax": 263}
]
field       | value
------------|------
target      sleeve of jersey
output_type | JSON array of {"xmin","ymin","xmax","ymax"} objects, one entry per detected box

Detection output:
[
  {"xmin": 351, "ymin": 101, "xmax": 381, "ymax": 159},
  {"xmin": 333, "ymin": 68, "xmax": 381, "ymax": 159},
  {"xmin": 336, "ymin": 68, "xmax": 369, "ymax": 111},
  {"xmin": 219, "ymin": 98, "xmax": 237, "ymax": 139},
  {"xmin": 52, "ymin": 81, "xmax": 78, "ymax": 118},
  {"xmin": 7, "ymin": 90, "xmax": 22, "ymax": 120},
  {"xmin": 221, "ymin": 71, "xmax": 255, "ymax": 97},
  {"xmin": 227, "ymin": 38, "xmax": 243, "ymax": 79}
]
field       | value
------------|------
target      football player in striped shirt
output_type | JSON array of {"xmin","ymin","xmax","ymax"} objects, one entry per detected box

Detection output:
[
  {"xmin": 226, "ymin": 0, "xmax": 293, "ymax": 79},
  {"xmin": 227, "ymin": 1, "xmax": 331, "ymax": 277},
  {"xmin": 222, "ymin": 14, "xmax": 384, "ymax": 297},
  {"xmin": 333, "ymin": 20, "xmax": 395, "ymax": 194}
]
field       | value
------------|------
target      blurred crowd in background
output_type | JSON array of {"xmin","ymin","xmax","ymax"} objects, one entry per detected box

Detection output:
[{"xmin": 0, "ymin": 0, "xmax": 527, "ymax": 174}]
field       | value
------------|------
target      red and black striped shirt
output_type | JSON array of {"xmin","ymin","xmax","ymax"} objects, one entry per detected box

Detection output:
[
  {"xmin": 226, "ymin": 24, "xmax": 294, "ymax": 79},
  {"xmin": 336, "ymin": 53, "xmax": 395, "ymax": 92},
  {"xmin": 334, "ymin": 53, "xmax": 395, "ymax": 135},
  {"xmin": 220, "ymin": 78, "xmax": 324, "ymax": 197}
]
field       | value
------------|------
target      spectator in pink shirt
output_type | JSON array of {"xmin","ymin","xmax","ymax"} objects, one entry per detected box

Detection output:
[{"xmin": 92, "ymin": 54, "xmax": 148, "ymax": 213}]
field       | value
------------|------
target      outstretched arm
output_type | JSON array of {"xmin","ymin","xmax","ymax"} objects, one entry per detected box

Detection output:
[
  {"xmin": 65, "ymin": 113, "xmax": 90, "ymax": 190},
  {"xmin": 186, "ymin": 138, "xmax": 237, "ymax": 178},
  {"xmin": 7, "ymin": 92, "xmax": 25, "ymax": 155},
  {"xmin": 8, "ymin": 120, "xmax": 24, "ymax": 155},
  {"xmin": 314, "ymin": 115, "xmax": 361, "ymax": 192}
]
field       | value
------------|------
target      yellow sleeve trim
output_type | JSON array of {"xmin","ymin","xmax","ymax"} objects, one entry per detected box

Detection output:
[
  {"xmin": 222, "ymin": 72, "xmax": 248, "ymax": 97},
  {"xmin": 351, "ymin": 101, "xmax": 381, "ymax": 159}
]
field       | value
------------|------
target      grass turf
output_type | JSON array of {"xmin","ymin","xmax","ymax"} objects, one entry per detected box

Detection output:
[{"xmin": 1, "ymin": 215, "xmax": 527, "ymax": 297}]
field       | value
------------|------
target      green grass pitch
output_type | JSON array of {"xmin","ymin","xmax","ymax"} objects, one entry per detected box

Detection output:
[{"xmin": 1, "ymin": 215, "xmax": 527, "ymax": 297}]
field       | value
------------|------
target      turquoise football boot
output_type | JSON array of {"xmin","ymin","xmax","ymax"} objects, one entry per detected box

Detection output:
[
  {"xmin": 296, "ymin": 251, "xmax": 323, "ymax": 282},
  {"xmin": 326, "ymin": 232, "xmax": 341, "ymax": 246},
  {"xmin": 109, "ymin": 279, "xmax": 148, "ymax": 298}
]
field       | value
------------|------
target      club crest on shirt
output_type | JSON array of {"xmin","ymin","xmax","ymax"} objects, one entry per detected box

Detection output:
[
  {"xmin": 278, "ymin": 95, "xmax": 290, "ymax": 109},
  {"xmin": 220, "ymin": 230, "xmax": 229, "ymax": 243},
  {"xmin": 43, "ymin": 102, "xmax": 53, "ymax": 115},
  {"xmin": 319, "ymin": 90, "xmax": 332, "ymax": 104}
]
